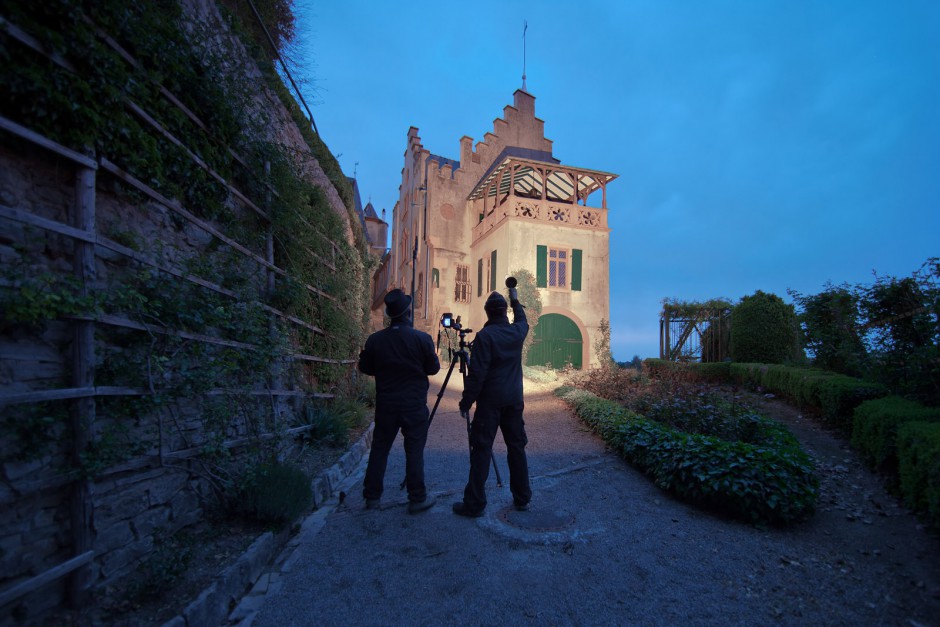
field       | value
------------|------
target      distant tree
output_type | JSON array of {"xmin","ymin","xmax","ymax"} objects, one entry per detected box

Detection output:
[
  {"xmin": 510, "ymin": 269, "xmax": 542, "ymax": 364},
  {"xmin": 789, "ymin": 283, "xmax": 868, "ymax": 377},
  {"xmin": 858, "ymin": 259, "xmax": 939, "ymax": 404},
  {"xmin": 730, "ymin": 290, "xmax": 802, "ymax": 364}
]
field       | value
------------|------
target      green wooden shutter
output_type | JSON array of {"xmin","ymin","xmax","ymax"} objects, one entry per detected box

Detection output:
[
  {"xmin": 536, "ymin": 245, "xmax": 547, "ymax": 287},
  {"xmin": 477, "ymin": 259, "xmax": 483, "ymax": 297},
  {"xmin": 490, "ymin": 250, "xmax": 497, "ymax": 293},
  {"xmin": 571, "ymin": 249, "xmax": 582, "ymax": 291}
]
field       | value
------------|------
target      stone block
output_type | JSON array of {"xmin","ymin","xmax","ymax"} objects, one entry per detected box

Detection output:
[
  {"xmin": 3, "ymin": 459, "xmax": 45, "ymax": 482},
  {"xmin": 168, "ymin": 487, "xmax": 200, "ymax": 517},
  {"xmin": 242, "ymin": 532, "xmax": 274, "ymax": 583},
  {"xmin": 228, "ymin": 592, "xmax": 265, "ymax": 622},
  {"xmin": 94, "ymin": 491, "xmax": 150, "ymax": 530},
  {"xmin": 182, "ymin": 581, "xmax": 229, "ymax": 627},
  {"xmin": 99, "ymin": 536, "xmax": 153, "ymax": 581},
  {"xmin": 146, "ymin": 473, "xmax": 187, "ymax": 506},
  {"xmin": 325, "ymin": 467, "xmax": 342, "ymax": 493},
  {"xmin": 132, "ymin": 506, "xmax": 172, "ymax": 539},
  {"xmin": 95, "ymin": 520, "xmax": 135, "ymax": 553}
]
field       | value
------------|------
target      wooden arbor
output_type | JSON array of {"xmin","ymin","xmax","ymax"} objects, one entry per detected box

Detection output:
[{"xmin": 659, "ymin": 300, "xmax": 732, "ymax": 362}]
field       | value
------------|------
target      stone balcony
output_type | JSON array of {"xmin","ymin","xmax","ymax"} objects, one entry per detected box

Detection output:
[{"xmin": 471, "ymin": 198, "xmax": 609, "ymax": 244}]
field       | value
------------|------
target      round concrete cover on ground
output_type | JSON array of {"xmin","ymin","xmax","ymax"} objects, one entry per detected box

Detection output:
[{"xmin": 497, "ymin": 505, "xmax": 575, "ymax": 532}]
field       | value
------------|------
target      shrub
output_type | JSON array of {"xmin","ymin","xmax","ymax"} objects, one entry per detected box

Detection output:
[
  {"xmin": 853, "ymin": 397, "xmax": 940, "ymax": 473},
  {"xmin": 730, "ymin": 291, "xmax": 802, "ymax": 364},
  {"xmin": 303, "ymin": 399, "xmax": 361, "ymax": 445},
  {"xmin": 644, "ymin": 359, "xmax": 730, "ymax": 384},
  {"xmin": 555, "ymin": 387, "xmax": 818, "ymax": 526},
  {"xmin": 809, "ymin": 375, "xmax": 888, "ymax": 429},
  {"xmin": 237, "ymin": 462, "xmax": 312, "ymax": 525},
  {"xmin": 897, "ymin": 421, "xmax": 940, "ymax": 530}
]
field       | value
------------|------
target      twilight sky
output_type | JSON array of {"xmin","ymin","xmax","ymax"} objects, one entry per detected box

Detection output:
[{"xmin": 292, "ymin": 0, "xmax": 939, "ymax": 361}]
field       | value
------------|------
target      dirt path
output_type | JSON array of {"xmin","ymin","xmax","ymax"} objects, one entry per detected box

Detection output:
[{"xmin": 247, "ymin": 375, "xmax": 940, "ymax": 626}]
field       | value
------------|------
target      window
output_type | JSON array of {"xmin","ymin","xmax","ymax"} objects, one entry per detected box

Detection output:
[
  {"xmin": 549, "ymin": 248, "xmax": 568, "ymax": 288},
  {"xmin": 537, "ymin": 245, "xmax": 583, "ymax": 291},
  {"xmin": 477, "ymin": 259, "xmax": 483, "ymax": 297},
  {"xmin": 455, "ymin": 264, "xmax": 471, "ymax": 303}
]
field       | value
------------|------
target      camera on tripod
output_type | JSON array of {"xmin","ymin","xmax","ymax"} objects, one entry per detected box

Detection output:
[{"xmin": 440, "ymin": 312, "xmax": 471, "ymax": 335}]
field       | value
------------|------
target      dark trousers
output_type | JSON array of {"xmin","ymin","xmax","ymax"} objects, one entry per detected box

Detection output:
[
  {"xmin": 363, "ymin": 406, "xmax": 429, "ymax": 503},
  {"xmin": 463, "ymin": 402, "xmax": 531, "ymax": 511}
]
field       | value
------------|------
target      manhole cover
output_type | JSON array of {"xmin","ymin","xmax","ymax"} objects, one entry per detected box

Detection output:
[{"xmin": 496, "ymin": 506, "xmax": 575, "ymax": 532}]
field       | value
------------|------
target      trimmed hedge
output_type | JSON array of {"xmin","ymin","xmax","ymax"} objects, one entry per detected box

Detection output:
[
  {"xmin": 897, "ymin": 421, "xmax": 940, "ymax": 530},
  {"xmin": 729, "ymin": 363, "xmax": 887, "ymax": 430},
  {"xmin": 555, "ymin": 387, "xmax": 818, "ymax": 526},
  {"xmin": 643, "ymin": 359, "xmax": 731, "ymax": 383},
  {"xmin": 852, "ymin": 397, "xmax": 940, "ymax": 474}
]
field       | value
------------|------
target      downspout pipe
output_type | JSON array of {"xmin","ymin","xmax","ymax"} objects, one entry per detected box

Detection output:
[{"xmin": 423, "ymin": 159, "xmax": 429, "ymax": 320}]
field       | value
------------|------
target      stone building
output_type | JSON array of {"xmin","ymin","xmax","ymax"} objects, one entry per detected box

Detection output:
[{"xmin": 375, "ymin": 89, "xmax": 617, "ymax": 368}]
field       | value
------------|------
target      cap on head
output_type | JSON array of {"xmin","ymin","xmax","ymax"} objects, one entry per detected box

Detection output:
[
  {"xmin": 384, "ymin": 289, "xmax": 412, "ymax": 318},
  {"xmin": 484, "ymin": 291, "xmax": 507, "ymax": 316}
]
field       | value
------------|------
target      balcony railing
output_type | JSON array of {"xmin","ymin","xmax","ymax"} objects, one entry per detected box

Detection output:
[{"xmin": 472, "ymin": 198, "xmax": 608, "ymax": 244}]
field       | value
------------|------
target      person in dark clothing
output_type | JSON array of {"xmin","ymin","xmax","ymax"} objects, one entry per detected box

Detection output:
[
  {"xmin": 452, "ymin": 287, "xmax": 531, "ymax": 517},
  {"xmin": 358, "ymin": 289, "xmax": 441, "ymax": 514}
]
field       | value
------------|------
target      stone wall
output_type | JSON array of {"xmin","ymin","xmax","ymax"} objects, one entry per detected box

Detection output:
[{"xmin": 0, "ymin": 0, "xmax": 356, "ymax": 621}]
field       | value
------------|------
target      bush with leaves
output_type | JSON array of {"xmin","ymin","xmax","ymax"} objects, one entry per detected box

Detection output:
[
  {"xmin": 236, "ymin": 462, "xmax": 312, "ymax": 526},
  {"xmin": 730, "ymin": 290, "xmax": 802, "ymax": 364},
  {"xmin": 852, "ymin": 396, "xmax": 940, "ymax": 475},
  {"xmin": 555, "ymin": 386, "xmax": 818, "ymax": 526},
  {"xmin": 896, "ymin": 421, "xmax": 940, "ymax": 530}
]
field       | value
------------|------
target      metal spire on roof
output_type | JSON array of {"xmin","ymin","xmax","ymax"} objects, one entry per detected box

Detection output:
[{"xmin": 522, "ymin": 20, "xmax": 528, "ymax": 91}]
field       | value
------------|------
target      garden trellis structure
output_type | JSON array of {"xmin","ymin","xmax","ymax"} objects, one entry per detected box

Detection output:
[{"xmin": 659, "ymin": 301, "xmax": 732, "ymax": 362}]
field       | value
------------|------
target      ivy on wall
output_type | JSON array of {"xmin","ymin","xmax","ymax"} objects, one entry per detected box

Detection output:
[{"xmin": 0, "ymin": 0, "xmax": 372, "ymax": 487}]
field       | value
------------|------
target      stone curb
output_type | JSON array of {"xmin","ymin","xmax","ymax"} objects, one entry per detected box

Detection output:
[{"xmin": 160, "ymin": 423, "xmax": 375, "ymax": 627}]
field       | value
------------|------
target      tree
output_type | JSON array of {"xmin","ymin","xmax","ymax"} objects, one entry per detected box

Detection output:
[
  {"xmin": 593, "ymin": 319, "xmax": 615, "ymax": 369},
  {"xmin": 858, "ymin": 259, "xmax": 939, "ymax": 404},
  {"xmin": 789, "ymin": 283, "xmax": 868, "ymax": 377},
  {"xmin": 511, "ymin": 268, "xmax": 542, "ymax": 364},
  {"xmin": 730, "ymin": 290, "xmax": 802, "ymax": 364}
]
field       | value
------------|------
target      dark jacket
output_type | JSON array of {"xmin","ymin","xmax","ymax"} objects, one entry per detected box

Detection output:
[
  {"xmin": 358, "ymin": 321, "xmax": 441, "ymax": 412},
  {"xmin": 460, "ymin": 300, "xmax": 528, "ymax": 411}
]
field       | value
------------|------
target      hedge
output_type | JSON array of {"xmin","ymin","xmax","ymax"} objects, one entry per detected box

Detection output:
[
  {"xmin": 643, "ymin": 358, "xmax": 731, "ymax": 383},
  {"xmin": 897, "ymin": 421, "xmax": 940, "ymax": 530},
  {"xmin": 555, "ymin": 387, "xmax": 818, "ymax": 526},
  {"xmin": 852, "ymin": 397, "xmax": 940, "ymax": 474},
  {"xmin": 728, "ymin": 363, "xmax": 887, "ymax": 430}
]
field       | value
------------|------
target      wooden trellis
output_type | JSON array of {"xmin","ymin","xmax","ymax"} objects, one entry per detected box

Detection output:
[
  {"xmin": 0, "ymin": 10, "xmax": 357, "ymax": 614},
  {"xmin": 659, "ymin": 303, "xmax": 731, "ymax": 363}
]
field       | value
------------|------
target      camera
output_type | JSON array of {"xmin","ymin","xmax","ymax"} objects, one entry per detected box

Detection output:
[
  {"xmin": 440, "ymin": 312, "xmax": 460, "ymax": 330},
  {"xmin": 440, "ymin": 312, "xmax": 472, "ymax": 337}
]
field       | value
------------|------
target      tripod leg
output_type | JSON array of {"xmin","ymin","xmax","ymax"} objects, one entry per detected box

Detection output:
[
  {"xmin": 400, "ymin": 351, "xmax": 460, "ymax": 491},
  {"xmin": 491, "ymin": 451, "xmax": 503, "ymax": 487}
]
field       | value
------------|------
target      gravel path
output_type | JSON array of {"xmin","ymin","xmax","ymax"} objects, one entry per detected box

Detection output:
[{"xmin": 248, "ymin": 374, "xmax": 940, "ymax": 626}]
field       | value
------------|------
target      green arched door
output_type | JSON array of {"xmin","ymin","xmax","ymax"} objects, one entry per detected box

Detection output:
[{"xmin": 526, "ymin": 313, "xmax": 583, "ymax": 369}]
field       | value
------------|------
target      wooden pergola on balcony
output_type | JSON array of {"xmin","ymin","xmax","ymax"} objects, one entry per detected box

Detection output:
[{"xmin": 468, "ymin": 150, "xmax": 617, "ymax": 243}]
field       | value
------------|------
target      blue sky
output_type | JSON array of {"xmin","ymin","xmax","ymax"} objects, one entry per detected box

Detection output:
[{"xmin": 292, "ymin": 1, "xmax": 939, "ymax": 361}]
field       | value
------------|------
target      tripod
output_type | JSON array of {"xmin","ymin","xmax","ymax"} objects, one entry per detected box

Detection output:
[{"xmin": 400, "ymin": 326, "xmax": 502, "ymax": 489}]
